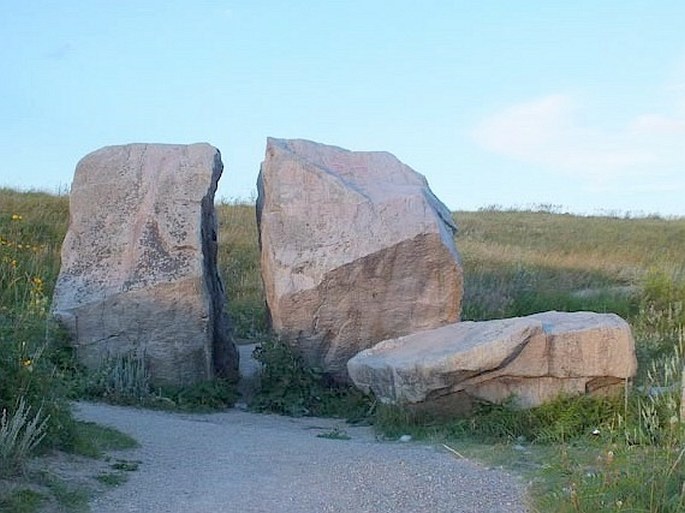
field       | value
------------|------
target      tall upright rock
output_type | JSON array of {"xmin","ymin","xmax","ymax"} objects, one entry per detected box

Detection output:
[
  {"xmin": 257, "ymin": 138, "xmax": 463, "ymax": 380},
  {"xmin": 52, "ymin": 143, "xmax": 239, "ymax": 386}
]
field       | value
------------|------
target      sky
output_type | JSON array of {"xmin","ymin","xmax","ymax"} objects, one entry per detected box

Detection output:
[{"xmin": 2, "ymin": 1, "xmax": 684, "ymax": 216}]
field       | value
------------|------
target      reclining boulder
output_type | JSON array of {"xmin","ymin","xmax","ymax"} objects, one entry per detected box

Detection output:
[{"xmin": 347, "ymin": 311, "xmax": 637, "ymax": 415}]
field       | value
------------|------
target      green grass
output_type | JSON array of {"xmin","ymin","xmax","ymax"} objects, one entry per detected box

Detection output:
[
  {"xmin": 0, "ymin": 421, "xmax": 139, "ymax": 512},
  {"xmin": 456, "ymin": 209, "xmax": 684, "ymax": 322},
  {"xmin": 217, "ymin": 201, "xmax": 268, "ymax": 340},
  {"xmin": 69, "ymin": 421, "xmax": 138, "ymax": 459},
  {"xmin": 0, "ymin": 189, "xmax": 77, "ymax": 467},
  {"xmin": 39, "ymin": 473, "xmax": 91, "ymax": 512},
  {"xmin": 0, "ymin": 488, "xmax": 45, "ymax": 513}
]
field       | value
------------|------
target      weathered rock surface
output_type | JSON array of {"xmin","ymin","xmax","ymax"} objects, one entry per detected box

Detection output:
[
  {"xmin": 347, "ymin": 311, "xmax": 637, "ymax": 414},
  {"xmin": 257, "ymin": 138, "xmax": 463, "ymax": 380},
  {"xmin": 52, "ymin": 143, "xmax": 238, "ymax": 386}
]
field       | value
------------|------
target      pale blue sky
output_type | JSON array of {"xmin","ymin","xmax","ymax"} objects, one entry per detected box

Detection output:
[{"xmin": 2, "ymin": 1, "xmax": 684, "ymax": 215}]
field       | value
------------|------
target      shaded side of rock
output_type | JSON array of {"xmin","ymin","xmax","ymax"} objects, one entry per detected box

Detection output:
[
  {"xmin": 257, "ymin": 138, "xmax": 463, "ymax": 380},
  {"xmin": 347, "ymin": 311, "xmax": 637, "ymax": 415},
  {"xmin": 52, "ymin": 143, "xmax": 238, "ymax": 386}
]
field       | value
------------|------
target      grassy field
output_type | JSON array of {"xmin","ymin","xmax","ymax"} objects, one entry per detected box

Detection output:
[{"xmin": 2, "ymin": 188, "xmax": 685, "ymax": 512}]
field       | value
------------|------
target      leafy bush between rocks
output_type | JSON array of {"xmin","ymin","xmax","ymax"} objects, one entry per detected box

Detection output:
[{"xmin": 250, "ymin": 337, "xmax": 373, "ymax": 420}]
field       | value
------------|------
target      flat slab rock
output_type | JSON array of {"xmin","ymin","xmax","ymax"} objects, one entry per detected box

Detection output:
[
  {"xmin": 347, "ymin": 311, "xmax": 637, "ymax": 413},
  {"xmin": 257, "ymin": 138, "xmax": 463, "ymax": 380},
  {"xmin": 52, "ymin": 143, "xmax": 238, "ymax": 386}
]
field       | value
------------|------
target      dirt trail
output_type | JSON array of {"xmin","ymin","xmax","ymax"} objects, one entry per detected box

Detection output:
[{"xmin": 75, "ymin": 402, "xmax": 529, "ymax": 513}]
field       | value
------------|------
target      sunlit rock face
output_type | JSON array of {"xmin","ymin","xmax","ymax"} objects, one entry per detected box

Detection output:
[
  {"xmin": 53, "ymin": 143, "xmax": 239, "ymax": 386},
  {"xmin": 257, "ymin": 138, "xmax": 463, "ymax": 381}
]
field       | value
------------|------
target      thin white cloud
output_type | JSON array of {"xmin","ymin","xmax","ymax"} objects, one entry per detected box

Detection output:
[
  {"xmin": 629, "ymin": 114, "xmax": 685, "ymax": 134},
  {"xmin": 43, "ymin": 43, "xmax": 73, "ymax": 60},
  {"xmin": 471, "ymin": 93, "xmax": 685, "ymax": 192}
]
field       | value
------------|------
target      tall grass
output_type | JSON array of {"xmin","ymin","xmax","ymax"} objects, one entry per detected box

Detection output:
[
  {"xmin": 0, "ymin": 189, "xmax": 75, "ymax": 468},
  {"xmin": 216, "ymin": 201, "xmax": 267, "ymax": 340},
  {"xmin": 457, "ymin": 209, "xmax": 684, "ymax": 321},
  {"xmin": 0, "ymin": 398, "xmax": 49, "ymax": 477}
]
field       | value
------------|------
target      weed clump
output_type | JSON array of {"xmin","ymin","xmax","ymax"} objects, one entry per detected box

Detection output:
[
  {"xmin": 0, "ymin": 399, "xmax": 49, "ymax": 477},
  {"xmin": 250, "ymin": 337, "xmax": 372, "ymax": 420}
]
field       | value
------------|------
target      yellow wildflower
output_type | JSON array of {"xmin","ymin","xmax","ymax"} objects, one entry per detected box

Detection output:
[
  {"xmin": 11, "ymin": 214, "xmax": 22, "ymax": 221},
  {"xmin": 22, "ymin": 358, "xmax": 32, "ymax": 367}
]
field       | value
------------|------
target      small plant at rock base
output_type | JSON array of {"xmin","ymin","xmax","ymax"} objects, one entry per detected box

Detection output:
[
  {"xmin": 250, "ymin": 337, "xmax": 328, "ymax": 416},
  {"xmin": 86, "ymin": 351, "xmax": 152, "ymax": 404}
]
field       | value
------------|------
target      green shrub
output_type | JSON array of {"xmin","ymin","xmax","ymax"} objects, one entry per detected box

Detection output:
[
  {"xmin": 250, "ymin": 337, "xmax": 372, "ymax": 419},
  {"xmin": 85, "ymin": 352, "xmax": 152, "ymax": 404}
]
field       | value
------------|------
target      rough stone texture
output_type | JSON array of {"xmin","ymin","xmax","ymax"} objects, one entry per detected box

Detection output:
[
  {"xmin": 347, "ymin": 311, "xmax": 637, "ymax": 414},
  {"xmin": 52, "ymin": 143, "xmax": 238, "ymax": 386},
  {"xmin": 257, "ymin": 138, "xmax": 463, "ymax": 380}
]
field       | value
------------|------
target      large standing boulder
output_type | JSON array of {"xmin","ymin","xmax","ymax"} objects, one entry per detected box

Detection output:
[
  {"xmin": 257, "ymin": 138, "xmax": 463, "ymax": 380},
  {"xmin": 347, "ymin": 311, "xmax": 637, "ymax": 415},
  {"xmin": 52, "ymin": 143, "xmax": 239, "ymax": 386}
]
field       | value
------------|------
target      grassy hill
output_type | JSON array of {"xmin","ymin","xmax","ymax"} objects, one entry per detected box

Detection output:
[{"xmin": 217, "ymin": 200, "xmax": 685, "ymax": 345}]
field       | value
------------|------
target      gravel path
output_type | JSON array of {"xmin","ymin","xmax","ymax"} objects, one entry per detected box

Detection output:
[{"xmin": 75, "ymin": 402, "xmax": 529, "ymax": 513}]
